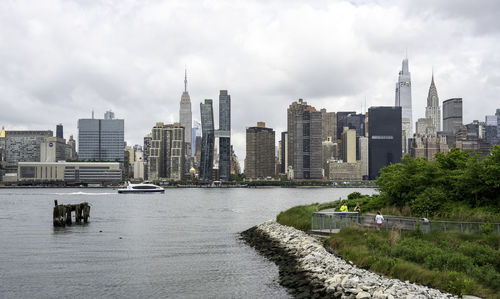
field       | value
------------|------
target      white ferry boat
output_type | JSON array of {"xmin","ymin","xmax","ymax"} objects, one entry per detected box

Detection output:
[{"xmin": 117, "ymin": 182, "xmax": 165, "ymax": 194}]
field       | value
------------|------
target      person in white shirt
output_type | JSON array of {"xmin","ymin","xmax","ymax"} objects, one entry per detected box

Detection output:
[{"xmin": 375, "ymin": 211, "xmax": 384, "ymax": 230}]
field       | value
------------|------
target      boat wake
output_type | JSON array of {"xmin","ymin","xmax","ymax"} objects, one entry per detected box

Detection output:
[{"xmin": 51, "ymin": 191, "xmax": 116, "ymax": 196}]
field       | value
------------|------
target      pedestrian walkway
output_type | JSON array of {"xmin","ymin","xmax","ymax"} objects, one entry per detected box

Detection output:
[{"xmin": 311, "ymin": 211, "xmax": 500, "ymax": 235}]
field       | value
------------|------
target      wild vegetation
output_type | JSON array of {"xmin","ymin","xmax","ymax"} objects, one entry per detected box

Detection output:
[
  {"xmin": 327, "ymin": 227, "xmax": 500, "ymax": 297},
  {"xmin": 275, "ymin": 146, "xmax": 500, "ymax": 297}
]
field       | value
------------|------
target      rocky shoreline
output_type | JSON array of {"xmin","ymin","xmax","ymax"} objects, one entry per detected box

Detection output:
[{"xmin": 241, "ymin": 220, "xmax": 460, "ymax": 299}]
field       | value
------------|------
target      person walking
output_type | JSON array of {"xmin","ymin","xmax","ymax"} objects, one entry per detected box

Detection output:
[{"xmin": 375, "ymin": 211, "xmax": 384, "ymax": 230}]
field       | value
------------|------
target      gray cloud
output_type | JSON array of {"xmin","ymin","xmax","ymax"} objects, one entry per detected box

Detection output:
[{"xmin": 0, "ymin": 0, "xmax": 499, "ymax": 163}]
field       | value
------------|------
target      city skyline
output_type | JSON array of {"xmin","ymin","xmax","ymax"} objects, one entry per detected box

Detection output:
[{"xmin": 1, "ymin": 1, "xmax": 499, "ymax": 161}]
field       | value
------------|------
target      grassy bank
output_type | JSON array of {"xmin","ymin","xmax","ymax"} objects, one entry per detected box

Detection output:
[
  {"xmin": 276, "ymin": 203, "xmax": 318, "ymax": 231},
  {"xmin": 326, "ymin": 227, "xmax": 500, "ymax": 298}
]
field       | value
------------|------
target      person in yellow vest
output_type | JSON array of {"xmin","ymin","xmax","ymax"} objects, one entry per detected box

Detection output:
[
  {"xmin": 339, "ymin": 202, "xmax": 348, "ymax": 213},
  {"xmin": 339, "ymin": 201, "xmax": 348, "ymax": 220}
]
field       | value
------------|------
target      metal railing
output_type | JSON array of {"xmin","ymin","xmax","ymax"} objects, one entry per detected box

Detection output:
[{"xmin": 311, "ymin": 212, "xmax": 500, "ymax": 235}]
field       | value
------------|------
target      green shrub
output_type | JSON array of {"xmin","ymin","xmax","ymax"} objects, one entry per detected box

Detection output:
[{"xmin": 276, "ymin": 204, "xmax": 318, "ymax": 231}]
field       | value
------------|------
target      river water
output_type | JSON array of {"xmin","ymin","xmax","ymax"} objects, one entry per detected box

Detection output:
[{"xmin": 0, "ymin": 187, "xmax": 375, "ymax": 298}]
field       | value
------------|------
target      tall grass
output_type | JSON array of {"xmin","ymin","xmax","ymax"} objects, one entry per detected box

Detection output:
[
  {"xmin": 326, "ymin": 227, "xmax": 500, "ymax": 298},
  {"xmin": 276, "ymin": 204, "xmax": 318, "ymax": 231}
]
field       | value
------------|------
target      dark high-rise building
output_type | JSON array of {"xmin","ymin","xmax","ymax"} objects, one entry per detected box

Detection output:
[
  {"xmin": 218, "ymin": 90, "xmax": 231, "ymax": 181},
  {"xmin": 200, "ymin": 99, "xmax": 215, "ymax": 181},
  {"xmin": 345, "ymin": 113, "xmax": 365, "ymax": 137},
  {"xmin": 368, "ymin": 106, "xmax": 402, "ymax": 180},
  {"xmin": 292, "ymin": 110, "xmax": 322, "ymax": 179},
  {"xmin": 78, "ymin": 111, "xmax": 124, "ymax": 162},
  {"xmin": 245, "ymin": 122, "xmax": 275, "ymax": 179},
  {"xmin": 280, "ymin": 131, "xmax": 288, "ymax": 174},
  {"xmin": 443, "ymin": 98, "xmax": 463, "ymax": 136},
  {"xmin": 287, "ymin": 99, "xmax": 313, "ymax": 174},
  {"xmin": 56, "ymin": 124, "xmax": 63, "ymax": 139},
  {"xmin": 143, "ymin": 134, "xmax": 152, "ymax": 162},
  {"xmin": 336, "ymin": 111, "xmax": 356, "ymax": 140}
]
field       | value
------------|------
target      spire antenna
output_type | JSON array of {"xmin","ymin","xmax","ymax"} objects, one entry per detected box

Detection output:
[{"xmin": 184, "ymin": 66, "xmax": 187, "ymax": 92}]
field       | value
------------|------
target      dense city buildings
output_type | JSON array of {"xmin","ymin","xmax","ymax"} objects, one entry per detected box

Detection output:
[
  {"xmin": 78, "ymin": 111, "xmax": 124, "ymax": 162},
  {"xmin": 218, "ymin": 90, "xmax": 231, "ymax": 181},
  {"xmin": 4, "ymin": 130, "xmax": 53, "ymax": 164},
  {"xmin": 200, "ymin": 99, "xmax": 215, "ymax": 181},
  {"xmin": 443, "ymin": 98, "xmax": 463, "ymax": 136},
  {"xmin": 368, "ymin": 106, "xmax": 402, "ymax": 180},
  {"xmin": 395, "ymin": 58, "xmax": 413, "ymax": 153},
  {"xmin": 425, "ymin": 74, "xmax": 441, "ymax": 132},
  {"xmin": 148, "ymin": 122, "xmax": 185, "ymax": 181},
  {"xmin": 409, "ymin": 134, "xmax": 449, "ymax": 160},
  {"xmin": 245, "ymin": 122, "xmax": 275, "ymax": 179},
  {"xmin": 179, "ymin": 69, "xmax": 192, "ymax": 156}
]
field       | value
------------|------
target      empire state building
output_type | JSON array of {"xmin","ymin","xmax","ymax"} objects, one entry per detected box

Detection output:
[{"xmin": 179, "ymin": 69, "xmax": 192, "ymax": 155}]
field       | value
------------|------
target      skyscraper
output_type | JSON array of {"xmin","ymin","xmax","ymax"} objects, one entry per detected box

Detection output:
[
  {"xmin": 280, "ymin": 132, "xmax": 288, "ymax": 174},
  {"xmin": 342, "ymin": 127, "xmax": 356, "ymax": 163},
  {"xmin": 321, "ymin": 109, "xmax": 337, "ymax": 141},
  {"xmin": 336, "ymin": 111, "xmax": 356, "ymax": 141},
  {"xmin": 443, "ymin": 98, "xmax": 463, "ymax": 136},
  {"xmin": 287, "ymin": 99, "xmax": 312, "ymax": 174},
  {"xmin": 179, "ymin": 69, "xmax": 192, "ymax": 156},
  {"xmin": 218, "ymin": 90, "xmax": 231, "ymax": 181},
  {"xmin": 191, "ymin": 121, "xmax": 201, "ymax": 157},
  {"xmin": 292, "ymin": 109, "xmax": 322, "ymax": 179},
  {"xmin": 395, "ymin": 58, "xmax": 413, "ymax": 153},
  {"xmin": 78, "ymin": 111, "xmax": 124, "ymax": 162},
  {"xmin": 56, "ymin": 124, "xmax": 63, "ymax": 139},
  {"xmin": 245, "ymin": 122, "xmax": 275, "ymax": 179},
  {"xmin": 200, "ymin": 99, "xmax": 215, "ymax": 181},
  {"xmin": 368, "ymin": 106, "xmax": 402, "ymax": 180},
  {"xmin": 148, "ymin": 122, "xmax": 185, "ymax": 181},
  {"xmin": 425, "ymin": 73, "xmax": 441, "ymax": 132}
]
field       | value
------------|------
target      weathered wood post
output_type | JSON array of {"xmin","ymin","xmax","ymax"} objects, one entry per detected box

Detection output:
[
  {"xmin": 66, "ymin": 206, "xmax": 72, "ymax": 225},
  {"xmin": 75, "ymin": 205, "xmax": 81, "ymax": 223},
  {"xmin": 83, "ymin": 203, "xmax": 90, "ymax": 223},
  {"xmin": 53, "ymin": 201, "xmax": 66, "ymax": 227}
]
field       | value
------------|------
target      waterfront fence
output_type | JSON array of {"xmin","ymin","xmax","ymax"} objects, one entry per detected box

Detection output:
[{"xmin": 311, "ymin": 212, "xmax": 500, "ymax": 235}]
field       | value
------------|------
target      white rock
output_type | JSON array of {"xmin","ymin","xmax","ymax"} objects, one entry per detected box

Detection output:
[{"xmin": 356, "ymin": 291, "xmax": 371, "ymax": 299}]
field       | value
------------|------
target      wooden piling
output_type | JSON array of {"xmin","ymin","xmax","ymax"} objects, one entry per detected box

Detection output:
[{"xmin": 53, "ymin": 201, "xmax": 90, "ymax": 227}]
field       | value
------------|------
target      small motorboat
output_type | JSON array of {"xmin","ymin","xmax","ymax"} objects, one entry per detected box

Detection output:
[{"xmin": 117, "ymin": 182, "xmax": 165, "ymax": 194}]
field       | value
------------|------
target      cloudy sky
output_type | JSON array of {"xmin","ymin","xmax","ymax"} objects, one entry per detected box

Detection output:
[{"xmin": 1, "ymin": 0, "xmax": 499, "ymax": 162}]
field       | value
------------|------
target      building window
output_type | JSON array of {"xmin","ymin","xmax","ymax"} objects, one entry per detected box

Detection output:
[
  {"xmin": 303, "ymin": 123, "xmax": 310, "ymax": 137},
  {"xmin": 20, "ymin": 166, "xmax": 36, "ymax": 178},
  {"xmin": 303, "ymin": 155, "xmax": 310, "ymax": 169}
]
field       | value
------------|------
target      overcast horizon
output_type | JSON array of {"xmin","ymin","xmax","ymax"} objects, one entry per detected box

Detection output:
[{"xmin": 1, "ymin": 0, "xmax": 499, "ymax": 161}]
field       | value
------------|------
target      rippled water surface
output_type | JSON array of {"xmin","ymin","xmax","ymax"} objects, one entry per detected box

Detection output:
[{"xmin": 0, "ymin": 187, "xmax": 376, "ymax": 298}]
